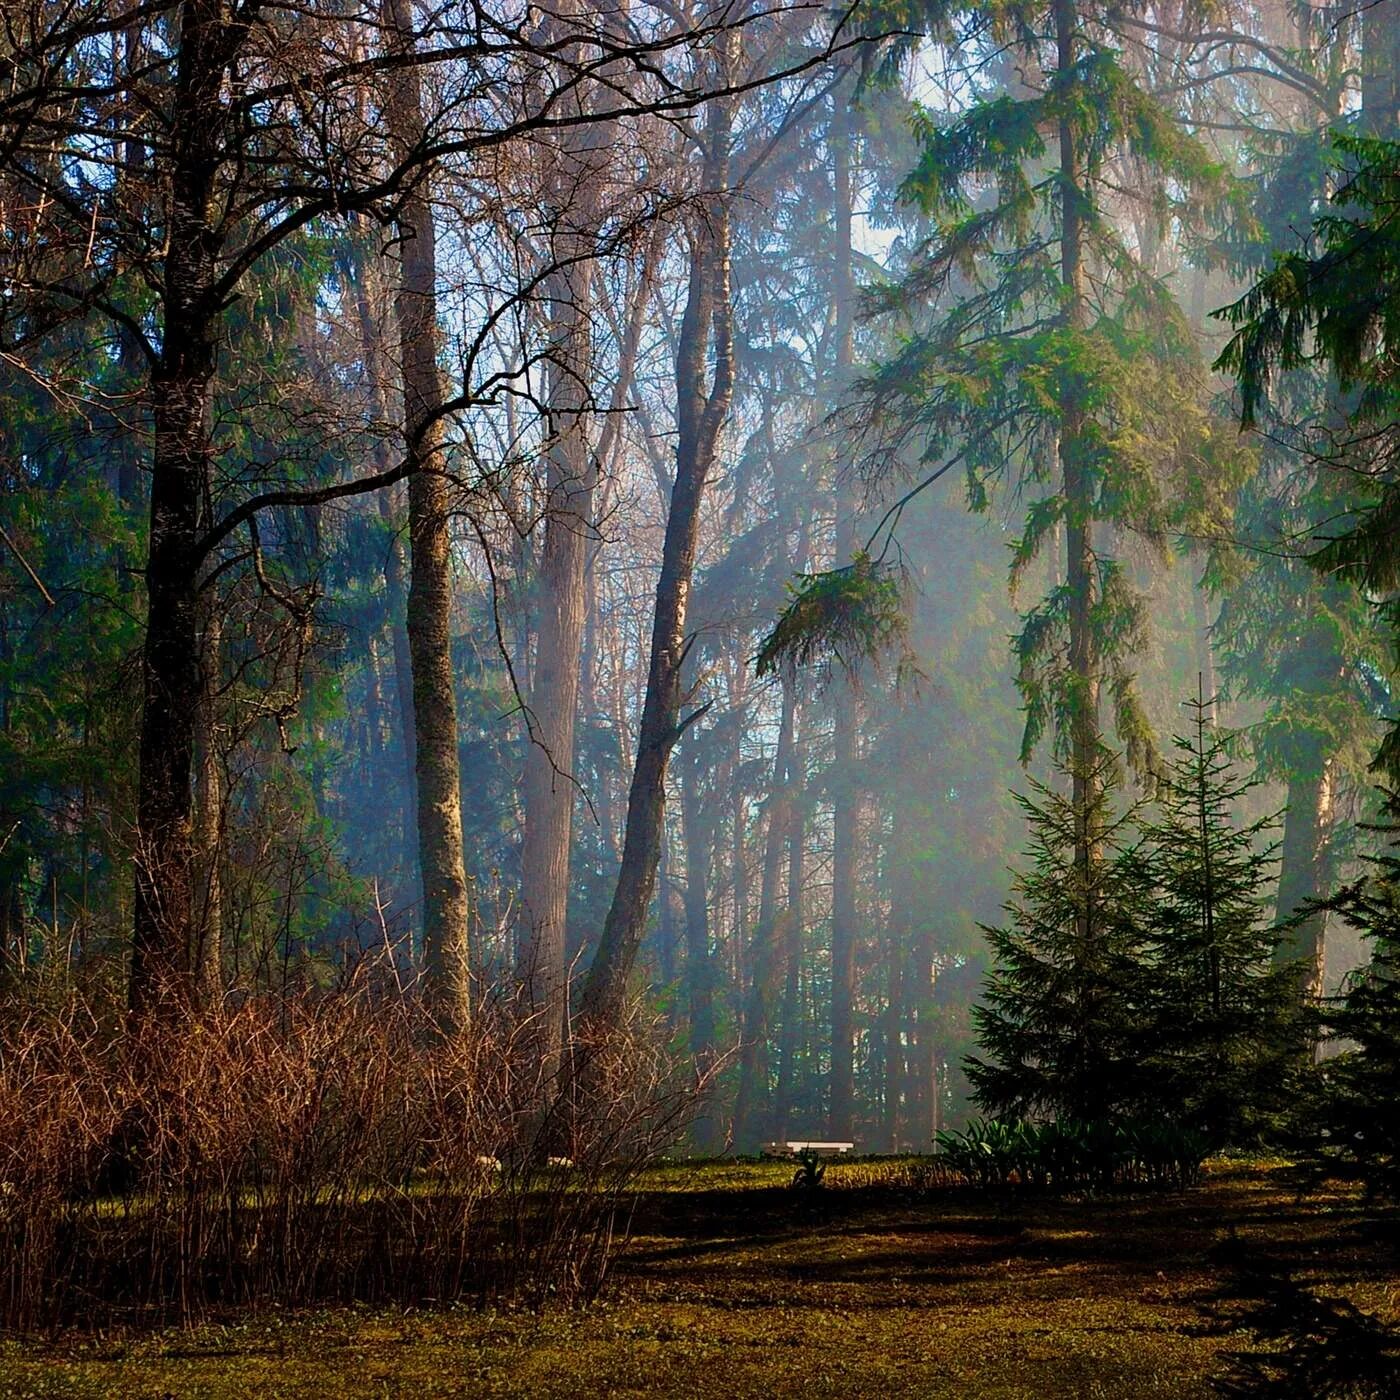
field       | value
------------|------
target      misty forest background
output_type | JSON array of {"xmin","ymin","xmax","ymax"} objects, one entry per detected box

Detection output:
[{"xmin": 2, "ymin": 0, "xmax": 1399, "ymax": 1162}]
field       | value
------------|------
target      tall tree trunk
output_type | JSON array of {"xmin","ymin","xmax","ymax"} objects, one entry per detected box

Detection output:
[
  {"xmin": 382, "ymin": 0, "xmax": 471, "ymax": 1030},
  {"xmin": 519, "ymin": 152, "xmax": 598, "ymax": 1074},
  {"xmin": 771, "ymin": 802, "xmax": 805, "ymax": 1144},
  {"xmin": 679, "ymin": 745, "xmax": 721, "ymax": 1148},
  {"xmin": 733, "ymin": 674, "xmax": 797, "ymax": 1150},
  {"xmin": 828, "ymin": 87, "xmax": 859, "ymax": 1141},
  {"xmin": 909, "ymin": 916, "xmax": 937, "ymax": 1148},
  {"xmin": 1055, "ymin": 0, "xmax": 1100, "ymax": 874},
  {"xmin": 130, "ymin": 0, "xmax": 228, "ymax": 1016},
  {"xmin": 578, "ymin": 79, "xmax": 734, "ymax": 1031},
  {"xmin": 344, "ymin": 239, "xmax": 419, "ymax": 911}
]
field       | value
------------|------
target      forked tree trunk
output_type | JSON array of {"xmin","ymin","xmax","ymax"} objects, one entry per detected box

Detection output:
[
  {"xmin": 382, "ymin": 0, "xmax": 471, "ymax": 1030},
  {"xmin": 578, "ymin": 78, "xmax": 734, "ymax": 1031}
]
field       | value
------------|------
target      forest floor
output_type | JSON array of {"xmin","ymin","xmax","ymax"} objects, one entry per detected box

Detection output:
[{"xmin": 1, "ymin": 1159, "xmax": 1396, "ymax": 1399}]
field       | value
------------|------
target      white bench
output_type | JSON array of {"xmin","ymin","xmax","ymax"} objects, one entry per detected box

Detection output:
[{"xmin": 761, "ymin": 1140, "xmax": 855, "ymax": 1158}]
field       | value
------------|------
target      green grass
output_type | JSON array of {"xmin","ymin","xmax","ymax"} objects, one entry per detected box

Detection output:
[{"xmin": 1, "ymin": 1160, "xmax": 1395, "ymax": 1398}]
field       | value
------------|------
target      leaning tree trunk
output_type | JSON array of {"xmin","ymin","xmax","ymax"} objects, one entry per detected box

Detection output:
[
  {"xmin": 577, "ymin": 82, "xmax": 734, "ymax": 1032},
  {"xmin": 129, "ymin": 0, "xmax": 227, "ymax": 1017},
  {"xmin": 382, "ymin": 0, "xmax": 471, "ymax": 1030}
]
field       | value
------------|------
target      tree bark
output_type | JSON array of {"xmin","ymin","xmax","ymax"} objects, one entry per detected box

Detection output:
[
  {"xmin": 382, "ymin": 0, "xmax": 471, "ymax": 1030},
  {"xmin": 771, "ymin": 801, "xmax": 805, "ymax": 1144},
  {"xmin": 519, "ymin": 155, "xmax": 598, "ymax": 1074},
  {"xmin": 1055, "ymin": 0, "xmax": 1101, "ymax": 877},
  {"xmin": 191, "ymin": 608, "xmax": 222, "ymax": 1004},
  {"xmin": 129, "ymin": 0, "xmax": 230, "ymax": 1016},
  {"xmin": 1275, "ymin": 757, "xmax": 1337, "ymax": 1001},
  {"xmin": 733, "ymin": 674, "xmax": 797, "ymax": 1150},
  {"xmin": 578, "ymin": 79, "xmax": 734, "ymax": 1031},
  {"xmin": 828, "ymin": 87, "xmax": 859, "ymax": 1141}
]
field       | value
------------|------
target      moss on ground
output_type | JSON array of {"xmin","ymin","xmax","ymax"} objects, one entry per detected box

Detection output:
[{"xmin": 1, "ymin": 1160, "xmax": 1394, "ymax": 1398}]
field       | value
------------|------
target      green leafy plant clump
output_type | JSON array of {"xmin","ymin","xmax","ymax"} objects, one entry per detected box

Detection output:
[{"xmin": 934, "ymin": 1117, "xmax": 1210, "ymax": 1193}]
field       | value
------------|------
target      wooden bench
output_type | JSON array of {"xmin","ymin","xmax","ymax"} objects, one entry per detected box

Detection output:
[{"xmin": 761, "ymin": 1140, "xmax": 855, "ymax": 1159}]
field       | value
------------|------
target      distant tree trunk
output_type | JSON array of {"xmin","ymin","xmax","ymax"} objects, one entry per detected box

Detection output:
[
  {"xmin": 828, "ymin": 89, "xmax": 859, "ymax": 1141},
  {"xmin": 129, "ymin": 0, "xmax": 229, "ymax": 1016},
  {"xmin": 578, "ymin": 80, "xmax": 734, "ymax": 1031},
  {"xmin": 733, "ymin": 674, "xmax": 797, "ymax": 1150},
  {"xmin": 343, "ymin": 239, "xmax": 419, "ymax": 911},
  {"xmin": 909, "ymin": 919, "xmax": 937, "ymax": 1148},
  {"xmin": 382, "ymin": 0, "xmax": 471, "ymax": 1030},
  {"xmin": 881, "ymin": 878, "xmax": 906, "ymax": 1151},
  {"xmin": 772, "ymin": 778, "xmax": 805, "ymax": 1143},
  {"xmin": 679, "ymin": 745, "xmax": 721, "ymax": 1148},
  {"xmin": 519, "ymin": 136, "xmax": 598, "ymax": 1074}
]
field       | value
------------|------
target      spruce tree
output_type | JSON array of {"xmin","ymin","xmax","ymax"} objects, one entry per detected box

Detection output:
[
  {"xmin": 1305, "ymin": 826, "xmax": 1400, "ymax": 1204},
  {"xmin": 1133, "ymin": 692, "xmax": 1302, "ymax": 1148},
  {"xmin": 968, "ymin": 752, "xmax": 1149, "ymax": 1122}
]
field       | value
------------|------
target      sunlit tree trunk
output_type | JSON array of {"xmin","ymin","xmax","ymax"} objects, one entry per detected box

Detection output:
[
  {"xmin": 579, "ymin": 74, "xmax": 734, "ymax": 1031},
  {"xmin": 828, "ymin": 86, "xmax": 860, "ymax": 1142},
  {"xmin": 771, "ymin": 805, "xmax": 805, "ymax": 1144},
  {"xmin": 733, "ymin": 674, "xmax": 797, "ymax": 1150},
  {"xmin": 382, "ymin": 0, "xmax": 471, "ymax": 1030}
]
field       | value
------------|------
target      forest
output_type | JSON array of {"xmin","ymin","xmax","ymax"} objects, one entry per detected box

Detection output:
[{"xmin": 0, "ymin": 0, "xmax": 1399, "ymax": 1392}]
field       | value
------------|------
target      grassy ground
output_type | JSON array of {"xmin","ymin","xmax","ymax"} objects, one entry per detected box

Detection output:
[{"xmin": 1, "ymin": 1159, "xmax": 1395, "ymax": 1398}]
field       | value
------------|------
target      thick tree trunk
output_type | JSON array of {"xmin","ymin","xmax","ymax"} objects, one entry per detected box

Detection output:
[
  {"xmin": 578, "ymin": 85, "xmax": 734, "ymax": 1031},
  {"xmin": 383, "ymin": 0, "xmax": 471, "ymax": 1030},
  {"xmin": 130, "ymin": 0, "xmax": 227, "ymax": 1015}
]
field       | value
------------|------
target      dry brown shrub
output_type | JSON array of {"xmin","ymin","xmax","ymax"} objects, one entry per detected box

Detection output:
[{"xmin": 0, "ymin": 973, "xmax": 694, "ymax": 1330}]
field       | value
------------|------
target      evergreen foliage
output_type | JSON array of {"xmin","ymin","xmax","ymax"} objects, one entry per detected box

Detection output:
[
  {"xmin": 1301, "ymin": 819, "xmax": 1400, "ymax": 1205},
  {"xmin": 1132, "ymin": 695, "xmax": 1302, "ymax": 1147},
  {"xmin": 967, "ymin": 752, "xmax": 1149, "ymax": 1122}
]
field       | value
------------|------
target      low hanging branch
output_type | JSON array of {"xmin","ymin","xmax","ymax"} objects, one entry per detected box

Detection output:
[{"xmin": 754, "ymin": 549, "xmax": 910, "ymax": 680}]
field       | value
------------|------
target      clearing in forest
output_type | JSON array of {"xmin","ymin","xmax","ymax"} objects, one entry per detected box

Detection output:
[{"xmin": 0, "ymin": 1160, "xmax": 1394, "ymax": 1399}]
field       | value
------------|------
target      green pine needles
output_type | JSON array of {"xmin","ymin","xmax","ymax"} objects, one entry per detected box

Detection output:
[
  {"xmin": 968, "ymin": 750, "xmax": 1150, "ymax": 1123},
  {"xmin": 971, "ymin": 700, "xmax": 1302, "ymax": 1148},
  {"xmin": 1133, "ymin": 693, "xmax": 1303, "ymax": 1147},
  {"xmin": 1301, "ymin": 818, "xmax": 1400, "ymax": 1205}
]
